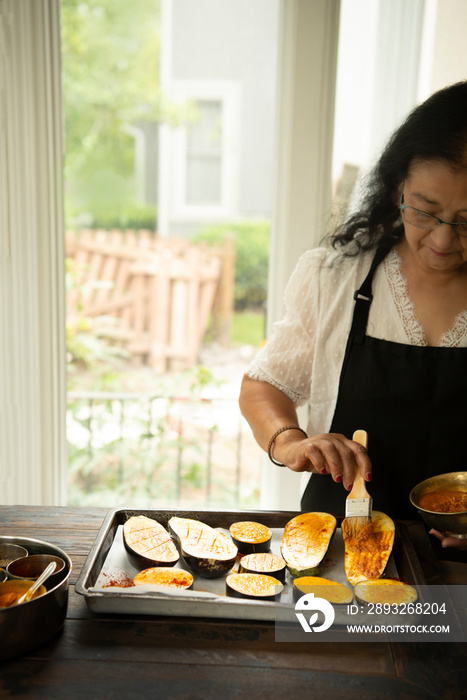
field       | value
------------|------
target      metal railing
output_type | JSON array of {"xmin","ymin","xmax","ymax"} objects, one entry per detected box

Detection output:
[{"xmin": 67, "ymin": 391, "xmax": 263, "ymax": 509}]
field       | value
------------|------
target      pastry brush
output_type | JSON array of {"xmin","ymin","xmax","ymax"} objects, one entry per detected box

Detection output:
[{"xmin": 344, "ymin": 429, "xmax": 372, "ymax": 537}]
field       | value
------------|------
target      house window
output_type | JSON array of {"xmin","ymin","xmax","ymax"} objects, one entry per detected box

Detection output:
[
  {"xmin": 165, "ymin": 81, "xmax": 241, "ymax": 224},
  {"xmin": 186, "ymin": 99, "xmax": 222, "ymax": 206}
]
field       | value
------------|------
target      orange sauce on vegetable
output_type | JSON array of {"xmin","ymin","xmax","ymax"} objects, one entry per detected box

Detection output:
[
  {"xmin": 342, "ymin": 521, "xmax": 393, "ymax": 580},
  {"xmin": 230, "ymin": 521, "xmax": 271, "ymax": 543},
  {"xmin": 342, "ymin": 521, "xmax": 383, "ymax": 553},
  {"xmin": 418, "ymin": 490, "xmax": 467, "ymax": 513}
]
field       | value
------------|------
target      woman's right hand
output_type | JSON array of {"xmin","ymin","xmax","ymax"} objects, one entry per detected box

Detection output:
[
  {"xmin": 273, "ymin": 431, "xmax": 372, "ymax": 491},
  {"xmin": 238, "ymin": 377, "xmax": 372, "ymax": 491}
]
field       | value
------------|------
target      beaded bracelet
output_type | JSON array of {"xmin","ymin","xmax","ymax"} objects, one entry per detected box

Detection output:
[{"xmin": 267, "ymin": 425, "xmax": 308, "ymax": 467}]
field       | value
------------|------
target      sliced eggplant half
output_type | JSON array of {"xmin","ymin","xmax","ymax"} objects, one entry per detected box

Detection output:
[
  {"xmin": 341, "ymin": 510, "xmax": 395, "ymax": 586},
  {"xmin": 133, "ymin": 567, "xmax": 194, "ymax": 590},
  {"xmin": 239, "ymin": 552, "xmax": 286, "ymax": 583},
  {"xmin": 354, "ymin": 580, "xmax": 418, "ymax": 605},
  {"xmin": 168, "ymin": 516, "xmax": 238, "ymax": 579},
  {"xmin": 226, "ymin": 573, "xmax": 283, "ymax": 601},
  {"xmin": 229, "ymin": 521, "xmax": 272, "ymax": 554},
  {"xmin": 123, "ymin": 515, "xmax": 179, "ymax": 568},
  {"xmin": 281, "ymin": 512, "xmax": 336, "ymax": 578},
  {"xmin": 292, "ymin": 576, "xmax": 353, "ymax": 604}
]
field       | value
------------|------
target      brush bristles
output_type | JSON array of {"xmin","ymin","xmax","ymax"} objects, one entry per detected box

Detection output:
[{"xmin": 344, "ymin": 516, "xmax": 372, "ymax": 538}]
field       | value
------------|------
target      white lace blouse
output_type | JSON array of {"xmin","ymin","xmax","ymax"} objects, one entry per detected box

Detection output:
[{"xmin": 246, "ymin": 245, "xmax": 467, "ymax": 442}]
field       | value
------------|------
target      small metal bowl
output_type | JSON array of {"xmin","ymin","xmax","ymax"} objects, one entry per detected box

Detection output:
[
  {"xmin": 7, "ymin": 554, "xmax": 66, "ymax": 589},
  {"xmin": 409, "ymin": 471, "xmax": 467, "ymax": 539},
  {"xmin": 0, "ymin": 543, "xmax": 28, "ymax": 568}
]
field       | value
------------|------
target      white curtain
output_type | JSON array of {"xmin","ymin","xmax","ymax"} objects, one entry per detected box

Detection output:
[{"xmin": 0, "ymin": 0, "xmax": 66, "ymax": 504}]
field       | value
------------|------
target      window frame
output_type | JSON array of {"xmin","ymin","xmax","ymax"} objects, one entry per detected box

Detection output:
[{"xmin": 170, "ymin": 80, "xmax": 242, "ymax": 221}]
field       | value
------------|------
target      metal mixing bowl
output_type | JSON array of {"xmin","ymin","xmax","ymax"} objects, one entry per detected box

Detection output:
[
  {"xmin": 0, "ymin": 543, "xmax": 28, "ymax": 568},
  {"xmin": 409, "ymin": 471, "xmax": 467, "ymax": 539},
  {"xmin": 0, "ymin": 536, "xmax": 72, "ymax": 661}
]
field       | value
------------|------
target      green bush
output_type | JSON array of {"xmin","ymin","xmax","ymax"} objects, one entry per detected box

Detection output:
[
  {"xmin": 191, "ymin": 220, "xmax": 270, "ymax": 310},
  {"xmin": 67, "ymin": 199, "xmax": 157, "ymax": 231},
  {"xmin": 91, "ymin": 203, "xmax": 157, "ymax": 230}
]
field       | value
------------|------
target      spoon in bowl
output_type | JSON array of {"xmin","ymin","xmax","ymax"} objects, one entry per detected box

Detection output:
[{"xmin": 17, "ymin": 561, "xmax": 57, "ymax": 604}]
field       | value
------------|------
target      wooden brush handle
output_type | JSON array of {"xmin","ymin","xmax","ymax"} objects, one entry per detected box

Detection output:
[
  {"xmin": 352, "ymin": 430, "xmax": 368, "ymax": 449},
  {"xmin": 350, "ymin": 430, "xmax": 369, "ymax": 498}
]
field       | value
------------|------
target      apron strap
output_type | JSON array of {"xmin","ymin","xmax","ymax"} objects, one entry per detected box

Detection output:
[{"xmin": 351, "ymin": 242, "xmax": 393, "ymax": 344}]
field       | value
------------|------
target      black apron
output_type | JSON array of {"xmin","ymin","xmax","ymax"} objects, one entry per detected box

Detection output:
[{"xmin": 301, "ymin": 244, "xmax": 467, "ymax": 520}]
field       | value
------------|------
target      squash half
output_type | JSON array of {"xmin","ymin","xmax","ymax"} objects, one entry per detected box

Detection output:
[
  {"xmin": 168, "ymin": 517, "xmax": 238, "ymax": 579},
  {"xmin": 133, "ymin": 567, "xmax": 194, "ymax": 590},
  {"xmin": 354, "ymin": 580, "xmax": 417, "ymax": 605},
  {"xmin": 292, "ymin": 576, "xmax": 353, "ymax": 604},
  {"xmin": 341, "ymin": 510, "xmax": 395, "ymax": 586},
  {"xmin": 280, "ymin": 512, "xmax": 336, "ymax": 578}
]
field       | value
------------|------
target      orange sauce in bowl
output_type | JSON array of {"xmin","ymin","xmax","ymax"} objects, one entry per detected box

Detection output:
[
  {"xmin": 418, "ymin": 490, "xmax": 467, "ymax": 513},
  {"xmin": 0, "ymin": 580, "xmax": 46, "ymax": 607}
]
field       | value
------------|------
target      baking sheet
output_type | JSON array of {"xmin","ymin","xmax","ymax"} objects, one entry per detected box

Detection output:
[
  {"xmin": 88, "ymin": 522, "xmax": 382, "ymax": 603},
  {"xmin": 76, "ymin": 508, "xmax": 439, "ymax": 623}
]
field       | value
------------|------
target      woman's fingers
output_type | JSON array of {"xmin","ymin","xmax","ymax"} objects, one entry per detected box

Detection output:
[
  {"xmin": 302, "ymin": 442, "xmax": 327, "ymax": 475},
  {"xmin": 301, "ymin": 433, "xmax": 372, "ymax": 489},
  {"xmin": 429, "ymin": 529, "xmax": 467, "ymax": 550},
  {"xmin": 355, "ymin": 444, "xmax": 373, "ymax": 483}
]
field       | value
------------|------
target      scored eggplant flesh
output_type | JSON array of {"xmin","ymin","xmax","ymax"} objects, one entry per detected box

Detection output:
[
  {"xmin": 226, "ymin": 573, "xmax": 283, "ymax": 601},
  {"xmin": 123, "ymin": 515, "xmax": 180, "ymax": 567},
  {"xmin": 168, "ymin": 516, "xmax": 238, "ymax": 579},
  {"xmin": 281, "ymin": 512, "xmax": 336, "ymax": 578},
  {"xmin": 239, "ymin": 552, "xmax": 286, "ymax": 583}
]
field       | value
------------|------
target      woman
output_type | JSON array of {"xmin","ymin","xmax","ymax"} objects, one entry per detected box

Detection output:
[{"xmin": 239, "ymin": 81, "xmax": 467, "ymax": 550}]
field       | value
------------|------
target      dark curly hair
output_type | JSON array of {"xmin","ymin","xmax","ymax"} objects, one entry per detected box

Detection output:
[{"xmin": 330, "ymin": 81, "xmax": 467, "ymax": 254}]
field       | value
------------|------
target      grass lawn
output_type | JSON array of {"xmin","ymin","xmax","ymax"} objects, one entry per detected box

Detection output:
[{"xmin": 231, "ymin": 309, "xmax": 265, "ymax": 347}]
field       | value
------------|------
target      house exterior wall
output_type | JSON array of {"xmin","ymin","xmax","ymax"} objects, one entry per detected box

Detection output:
[
  {"xmin": 160, "ymin": 0, "xmax": 280, "ymax": 235},
  {"xmin": 430, "ymin": 0, "xmax": 467, "ymax": 91}
]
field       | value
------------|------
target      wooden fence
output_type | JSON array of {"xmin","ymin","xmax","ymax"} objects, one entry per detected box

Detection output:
[{"xmin": 65, "ymin": 229, "xmax": 235, "ymax": 371}]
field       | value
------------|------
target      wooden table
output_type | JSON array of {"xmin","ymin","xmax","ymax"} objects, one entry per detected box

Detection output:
[{"xmin": 1, "ymin": 506, "xmax": 466, "ymax": 699}]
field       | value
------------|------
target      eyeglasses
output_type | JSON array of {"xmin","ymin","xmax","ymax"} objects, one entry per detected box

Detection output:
[{"xmin": 400, "ymin": 193, "xmax": 467, "ymax": 237}]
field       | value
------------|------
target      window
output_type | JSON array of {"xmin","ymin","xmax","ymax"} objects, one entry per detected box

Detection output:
[
  {"xmin": 186, "ymin": 99, "xmax": 222, "ymax": 206},
  {"xmin": 167, "ymin": 81, "xmax": 241, "ymax": 223}
]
